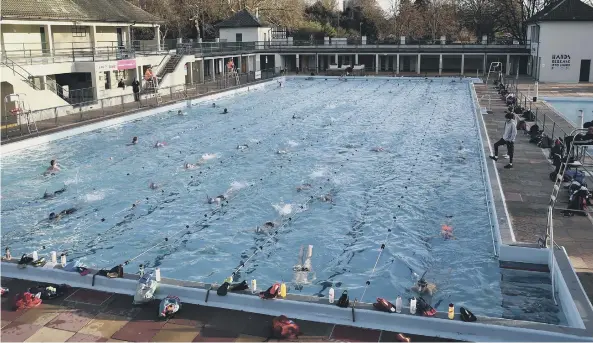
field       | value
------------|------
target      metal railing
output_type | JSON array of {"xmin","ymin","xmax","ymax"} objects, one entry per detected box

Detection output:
[{"xmin": 1, "ymin": 67, "xmax": 282, "ymax": 141}]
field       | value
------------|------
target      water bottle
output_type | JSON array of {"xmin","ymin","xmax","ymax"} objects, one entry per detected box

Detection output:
[
  {"xmin": 448, "ymin": 303, "xmax": 455, "ymax": 320},
  {"xmin": 60, "ymin": 253, "xmax": 66, "ymax": 267},
  {"xmin": 50, "ymin": 251, "xmax": 57, "ymax": 264},
  {"xmin": 329, "ymin": 287, "xmax": 335, "ymax": 303},
  {"xmin": 155, "ymin": 268, "xmax": 161, "ymax": 281},
  {"xmin": 395, "ymin": 296, "xmax": 402, "ymax": 313},
  {"xmin": 32, "ymin": 251, "xmax": 38, "ymax": 261},
  {"xmin": 410, "ymin": 297, "xmax": 417, "ymax": 314},
  {"xmin": 251, "ymin": 279, "xmax": 257, "ymax": 294},
  {"xmin": 280, "ymin": 282, "xmax": 287, "ymax": 298}
]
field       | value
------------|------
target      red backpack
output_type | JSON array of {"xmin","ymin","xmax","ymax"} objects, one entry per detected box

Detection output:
[{"xmin": 272, "ymin": 315, "xmax": 300, "ymax": 339}]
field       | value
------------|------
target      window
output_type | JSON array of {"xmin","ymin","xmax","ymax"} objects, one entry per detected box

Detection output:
[
  {"xmin": 236, "ymin": 33, "xmax": 242, "ymax": 42},
  {"xmin": 104, "ymin": 71, "xmax": 111, "ymax": 89},
  {"xmin": 72, "ymin": 26, "xmax": 87, "ymax": 37}
]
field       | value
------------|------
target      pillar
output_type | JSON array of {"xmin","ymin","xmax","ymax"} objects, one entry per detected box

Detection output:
[
  {"xmin": 255, "ymin": 54, "xmax": 260, "ymax": 72},
  {"xmin": 90, "ymin": 25, "xmax": 97, "ymax": 51},
  {"xmin": 383, "ymin": 55, "xmax": 388, "ymax": 71},
  {"xmin": 417, "ymin": 54, "xmax": 421, "ymax": 74},
  {"xmin": 41, "ymin": 75, "xmax": 47, "ymax": 90},
  {"xmin": 396, "ymin": 54, "xmax": 400, "ymax": 74},
  {"xmin": 210, "ymin": 59, "xmax": 215, "ymax": 81},
  {"xmin": 199, "ymin": 59, "xmax": 205, "ymax": 83},
  {"xmin": 44, "ymin": 24, "xmax": 53, "ymax": 54},
  {"xmin": 220, "ymin": 59, "xmax": 225, "ymax": 77},
  {"xmin": 125, "ymin": 26, "xmax": 132, "ymax": 48},
  {"xmin": 296, "ymin": 54, "xmax": 300, "ymax": 72},
  {"xmin": 461, "ymin": 54, "xmax": 465, "ymax": 75},
  {"xmin": 439, "ymin": 54, "xmax": 443, "ymax": 75},
  {"xmin": 483, "ymin": 53, "xmax": 487, "ymax": 75},
  {"xmin": 375, "ymin": 54, "xmax": 379, "ymax": 74},
  {"xmin": 506, "ymin": 54, "xmax": 511, "ymax": 76},
  {"xmin": 136, "ymin": 66, "xmax": 141, "ymax": 82},
  {"xmin": 155, "ymin": 25, "xmax": 161, "ymax": 51},
  {"xmin": 355, "ymin": 54, "xmax": 358, "ymax": 65},
  {"xmin": 335, "ymin": 54, "xmax": 338, "ymax": 65},
  {"xmin": 237, "ymin": 56, "xmax": 242, "ymax": 72},
  {"xmin": 315, "ymin": 53, "xmax": 319, "ymax": 73},
  {"xmin": 188, "ymin": 62, "xmax": 194, "ymax": 84}
]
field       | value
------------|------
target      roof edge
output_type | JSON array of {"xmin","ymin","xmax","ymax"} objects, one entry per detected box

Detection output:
[{"xmin": 0, "ymin": 15, "xmax": 164, "ymax": 25}]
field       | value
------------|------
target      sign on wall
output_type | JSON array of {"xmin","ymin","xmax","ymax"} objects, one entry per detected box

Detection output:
[
  {"xmin": 117, "ymin": 59, "xmax": 137, "ymax": 71},
  {"xmin": 255, "ymin": 71, "xmax": 261, "ymax": 79},
  {"xmin": 551, "ymin": 54, "xmax": 571, "ymax": 70}
]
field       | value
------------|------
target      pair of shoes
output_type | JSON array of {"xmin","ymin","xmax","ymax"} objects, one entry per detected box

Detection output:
[
  {"xmin": 489, "ymin": 156, "xmax": 498, "ymax": 161},
  {"xmin": 504, "ymin": 164, "xmax": 513, "ymax": 169}
]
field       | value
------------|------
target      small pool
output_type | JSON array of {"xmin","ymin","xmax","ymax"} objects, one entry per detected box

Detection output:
[
  {"xmin": 545, "ymin": 97, "xmax": 593, "ymax": 127},
  {"xmin": 2, "ymin": 78, "xmax": 505, "ymax": 318}
]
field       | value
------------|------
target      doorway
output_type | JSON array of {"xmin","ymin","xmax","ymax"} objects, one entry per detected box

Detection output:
[
  {"xmin": 579, "ymin": 59, "xmax": 591, "ymax": 82},
  {"xmin": 116, "ymin": 28, "xmax": 123, "ymax": 47},
  {"xmin": 40, "ymin": 27, "xmax": 48, "ymax": 54},
  {"xmin": 236, "ymin": 33, "xmax": 242, "ymax": 42}
]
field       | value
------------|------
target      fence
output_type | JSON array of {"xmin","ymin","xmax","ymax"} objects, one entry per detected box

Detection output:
[{"xmin": 1, "ymin": 68, "xmax": 282, "ymax": 141}]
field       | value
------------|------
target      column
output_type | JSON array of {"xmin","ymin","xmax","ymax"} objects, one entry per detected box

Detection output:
[
  {"xmin": 439, "ymin": 54, "xmax": 443, "ymax": 75},
  {"xmin": 210, "ymin": 59, "xmax": 215, "ymax": 81},
  {"xmin": 125, "ymin": 26, "xmax": 132, "ymax": 48},
  {"xmin": 384, "ymin": 55, "xmax": 388, "ymax": 71},
  {"xmin": 461, "ymin": 54, "xmax": 465, "ymax": 75},
  {"xmin": 90, "ymin": 25, "xmax": 97, "ymax": 52},
  {"xmin": 375, "ymin": 54, "xmax": 379, "ymax": 74},
  {"xmin": 396, "ymin": 54, "xmax": 400, "ymax": 74},
  {"xmin": 199, "ymin": 59, "xmax": 205, "ymax": 83},
  {"xmin": 296, "ymin": 54, "xmax": 300, "ymax": 72},
  {"xmin": 44, "ymin": 24, "xmax": 53, "ymax": 54},
  {"xmin": 506, "ymin": 54, "xmax": 511, "ymax": 76},
  {"xmin": 220, "ymin": 59, "xmax": 225, "ymax": 77},
  {"xmin": 188, "ymin": 62, "xmax": 194, "ymax": 84},
  {"xmin": 355, "ymin": 54, "xmax": 358, "ymax": 65},
  {"xmin": 237, "ymin": 56, "xmax": 242, "ymax": 72},
  {"xmin": 136, "ymin": 66, "xmax": 141, "ymax": 81},
  {"xmin": 417, "ymin": 54, "xmax": 421, "ymax": 74},
  {"xmin": 315, "ymin": 53, "xmax": 319, "ymax": 73},
  {"xmin": 483, "ymin": 53, "xmax": 487, "ymax": 75},
  {"xmin": 255, "ymin": 54, "xmax": 260, "ymax": 72},
  {"xmin": 334, "ymin": 54, "xmax": 338, "ymax": 65},
  {"xmin": 41, "ymin": 75, "xmax": 47, "ymax": 90},
  {"xmin": 155, "ymin": 25, "xmax": 161, "ymax": 52}
]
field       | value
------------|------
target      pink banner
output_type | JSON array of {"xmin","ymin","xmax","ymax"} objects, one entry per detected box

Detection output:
[{"xmin": 117, "ymin": 59, "xmax": 136, "ymax": 70}]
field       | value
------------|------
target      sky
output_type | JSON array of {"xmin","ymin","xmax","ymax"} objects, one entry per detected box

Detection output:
[{"xmin": 336, "ymin": 0, "xmax": 394, "ymax": 12}]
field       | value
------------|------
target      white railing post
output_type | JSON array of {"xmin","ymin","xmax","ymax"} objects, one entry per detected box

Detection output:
[{"xmin": 548, "ymin": 206, "xmax": 557, "ymax": 305}]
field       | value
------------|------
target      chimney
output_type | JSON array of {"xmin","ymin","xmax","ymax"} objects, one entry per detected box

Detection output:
[{"xmin": 255, "ymin": 8, "xmax": 259, "ymax": 19}]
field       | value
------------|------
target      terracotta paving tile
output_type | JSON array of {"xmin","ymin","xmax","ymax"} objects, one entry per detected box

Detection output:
[
  {"xmin": 150, "ymin": 323, "xmax": 201, "ymax": 342},
  {"xmin": 24, "ymin": 327, "xmax": 75, "ymax": 342},
  {"xmin": 1, "ymin": 306, "xmax": 29, "ymax": 322},
  {"xmin": 111, "ymin": 318, "xmax": 166, "ymax": 342},
  {"xmin": 65, "ymin": 289, "xmax": 113, "ymax": 306},
  {"xmin": 15, "ymin": 304, "xmax": 63, "ymax": 326},
  {"xmin": 66, "ymin": 332, "xmax": 109, "ymax": 342},
  {"xmin": 205, "ymin": 308, "xmax": 249, "ymax": 333},
  {"xmin": 1, "ymin": 322, "xmax": 42, "ymax": 342},
  {"xmin": 106, "ymin": 339, "xmax": 129, "ymax": 342},
  {"xmin": 193, "ymin": 327, "xmax": 239, "ymax": 342},
  {"xmin": 100, "ymin": 294, "xmax": 142, "ymax": 318},
  {"xmin": 167, "ymin": 303, "xmax": 209, "ymax": 328},
  {"xmin": 330, "ymin": 325, "xmax": 381, "ymax": 342},
  {"xmin": 78, "ymin": 313, "xmax": 131, "ymax": 339},
  {"xmin": 236, "ymin": 334, "xmax": 267, "ymax": 342},
  {"xmin": 46, "ymin": 309, "xmax": 97, "ymax": 332}
]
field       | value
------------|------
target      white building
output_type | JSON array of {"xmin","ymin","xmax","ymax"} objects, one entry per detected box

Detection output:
[
  {"xmin": 526, "ymin": 0, "xmax": 593, "ymax": 82},
  {"xmin": 217, "ymin": 9, "xmax": 272, "ymax": 46}
]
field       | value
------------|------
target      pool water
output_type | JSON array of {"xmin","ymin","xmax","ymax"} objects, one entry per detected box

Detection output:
[
  {"xmin": 2, "ymin": 78, "xmax": 504, "ymax": 317},
  {"xmin": 545, "ymin": 97, "xmax": 593, "ymax": 127}
]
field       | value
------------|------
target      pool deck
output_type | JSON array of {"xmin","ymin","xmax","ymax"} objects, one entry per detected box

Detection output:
[
  {"xmin": 474, "ymin": 81, "xmax": 593, "ymax": 304},
  {"xmin": 0, "ymin": 277, "xmax": 455, "ymax": 342}
]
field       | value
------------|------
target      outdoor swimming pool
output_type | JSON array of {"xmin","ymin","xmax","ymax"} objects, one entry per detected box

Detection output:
[
  {"xmin": 2, "ymin": 78, "xmax": 504, "ymax": 317},
  {"xmin": 545, "ymin": 97, "xmax": 593, "ymax": 127}
]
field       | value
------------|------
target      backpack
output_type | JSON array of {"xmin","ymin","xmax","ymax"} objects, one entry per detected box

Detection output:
[
  {"xmin": 337, "ymin": 290, "xmax": 350, "ymax": 308},
  {"xmin": 272, "ymin": 315, "xmax": 300, "ymax": 339},
  {"xmin": 529, "ymin": 124, "xmax": 540, "ymax": 136},
  {"xmin": 522, "ymin": 110, "xmax": 535, "ymax": 121},
  {"xmin": 517, "ymin": 120, "xmax": 526, "ymax": 131},
  {"xmin": 538, "ymin": 136, "xmax": 554, "ymax": 148}
]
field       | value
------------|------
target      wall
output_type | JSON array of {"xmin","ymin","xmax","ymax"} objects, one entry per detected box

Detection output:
[
  {"xmin": 1, "ymin": 24, "xmax": 43, "ymax": 52},
  {"xmin": 95, "ymin": 26, "xmax": 121, "ymax": 47},
  {"xmin": 219, "ymin": 28, "xmax": 259, "ymax": 42},
  {"xmin": 52, "ymin": 25, "xmax": 91, "ymax": 50},
  {"xmin": 257, "ymin": 27, "xmax": 272, "ymax": 42},
  {"xmin": 537, "ymin": 22, "xmax": 593, "ymax": 82}
]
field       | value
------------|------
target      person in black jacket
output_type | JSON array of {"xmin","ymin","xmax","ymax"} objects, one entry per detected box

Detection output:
[{"xmin": 132, "ymin": 78, "xmax": 140, "ymax": 102}]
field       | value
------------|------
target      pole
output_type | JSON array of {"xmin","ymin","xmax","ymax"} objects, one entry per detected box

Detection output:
[
  {"xmin": 580, "ymin": 110, "xmax": 584, "ymax": 128},
  {"xmin": 535, "ymin": 81, "xmax": 539, "ymax": 102}
]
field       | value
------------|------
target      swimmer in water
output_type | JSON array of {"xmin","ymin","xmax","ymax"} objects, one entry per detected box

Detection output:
[
  {"xmin": 212, "ymin": 103, "xmax": 216, "ymax": 108},
  {"xmin": 154, "ymin": 142, "xmax": 165, "ymax": 148},
  {"xmin": 44, "ymin": 160, "xmax": 61, "ymax": 175},
  {"xmin": 222, "ymin": 108, "xmax": 228, "ymax": 114},
  {"xmin": 149, "ymin": 182, "xmax": 160, "ymax": 190},
  {"xmin": 440, "ymin": 224, "xmax": 455, "ymax": 240},
  {"xmin": 255, "ymin": 220, "xmax": 281, "ymax": 233},
  {"xmin": 49, "ymin": 208, "xmax": 77, "ymax": 221},
  {"xmin": 292, "ymin": 114, "xmax": 298, "ymax": 119},
  {"xmin": 184, "ymin": 163, "xmax": 197, "ymax": 169},
  {"xmin": 296, "ymin": 183, "xmax": 312, "ymax": 192},
  {"xmin": 411, "ymin": 275, "xmax": 437, "ymax": 297},
  {"xmin": 293, "ymin": 245, "xmax": 316, "ymax": 291},
  {"xmin": 206, "ymin": 194, "xmax": 226, "ymax": 205},
  {"xmin": 320, "ymin": 193, "xmax": 333, "ymax": 203},
  {"xmin": 43, "ymin": 185, "xmax": 67, "ymax": 199},
  {"xmin": 277, "ymin": 149, "xmax": 288, "ymax": 154},
  {"xmin": 371, "ymin": 147, "xmax": 385, "ymax": 152},
  {"xmin": 131, "ymin": 136, "xmax": 138, "ymax": 145},
  {"xmin": 177, "ymin": 110, "xmax": 183, "ymax": 115},
  {"xmin": 236, "ymin": 144, "xmax": 249, "ymax": 150}
]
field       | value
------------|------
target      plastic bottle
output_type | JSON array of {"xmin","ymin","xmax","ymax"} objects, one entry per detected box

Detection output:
[
  {"xmin": 280, "ymin": 282, "xmax": 287, "ymax": 298},
  {"xmin": 251, "ymin": 279, "xmax": 257, "ymax": 294},
  {"xmin": 448, "ymin": 303, "xmax": 455, "ymax": 320},
  {"xmin": 50, "ymin": 251, "xmax": 57, "ymax": 264},
  {"xmin": 32, "ymin": 251, "xmax": 38, "ymax": 261},
  {"xmin": 395, "ymin": 296, "xmax": 402, "ymax": 313},
  {"xmin": 60, "ymin": 253, "xmax": 67, "ymax": 267},
  {"xmin": 329, "ymin": 287, "xmax": 335, "ymax": 303},
  {"xmin": 410, "ymin": 297, "xmax": 417, "ymax": 314}
]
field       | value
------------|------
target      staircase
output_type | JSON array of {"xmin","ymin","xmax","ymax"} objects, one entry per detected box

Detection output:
[
  {"xmin": 499, "ymin": 265, "xmax": 566, "ymax": 325},
  {"xmin": 1, "ymin": 56, "xmax": 65, "ymax": 98},
  {"xmin": 156, "ymin": 43, "xmax": 192, "ymax": 82}
]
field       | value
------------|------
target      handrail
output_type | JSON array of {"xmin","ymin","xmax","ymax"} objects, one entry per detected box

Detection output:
[{"xmin": 1, "ymin": 56, "xmax": 67, "ymax": 97}]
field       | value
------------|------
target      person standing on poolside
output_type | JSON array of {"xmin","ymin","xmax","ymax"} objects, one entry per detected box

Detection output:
[{"xmin": 489, "ymin": 112, "xmax": 517, "ymax": 169}]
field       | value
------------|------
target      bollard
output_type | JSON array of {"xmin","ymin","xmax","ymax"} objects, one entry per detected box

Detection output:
[{"xmin": 51, "ymin": 251, "xmax": 57, "ymax": 263}]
